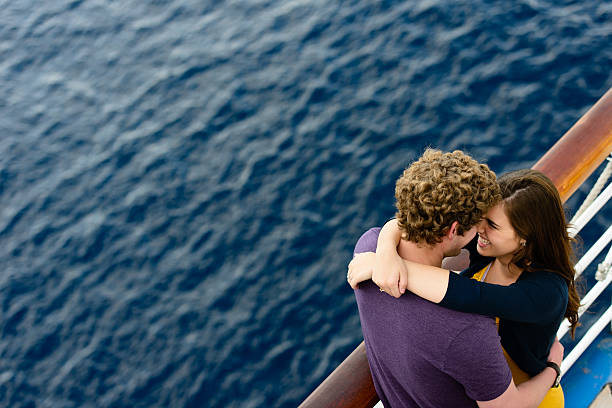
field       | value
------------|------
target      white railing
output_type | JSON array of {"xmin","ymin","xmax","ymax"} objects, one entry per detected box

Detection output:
[{"xmin": 558, "ymin": 156, "xmax": 612, "ymax": 377}]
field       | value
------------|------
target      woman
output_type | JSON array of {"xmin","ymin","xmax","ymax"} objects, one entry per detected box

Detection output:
[{"xmin": 348, "ymin": 169, "xmax": 580, "ymax": 407}]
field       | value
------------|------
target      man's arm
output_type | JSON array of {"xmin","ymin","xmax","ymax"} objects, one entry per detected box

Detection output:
[
  {"xmin": 477, "ymin": 338, "xmax": 563, "ymax": 408},
  {"xmin": 447, "ymin": 321, "xmax": 563, "ymax": 408}
]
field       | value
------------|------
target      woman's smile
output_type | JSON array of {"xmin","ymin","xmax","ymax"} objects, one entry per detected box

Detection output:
[{"xmin": 477, "ymin": 234, "xmax": 491, "ymax": 248}]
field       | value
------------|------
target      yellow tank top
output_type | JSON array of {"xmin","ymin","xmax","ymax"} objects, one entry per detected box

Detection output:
[{"xmin": 471, "ymin": 265, "xmax": 564, "ymax": 407}]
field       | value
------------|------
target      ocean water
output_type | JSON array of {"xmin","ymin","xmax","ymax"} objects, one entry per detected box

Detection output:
[{"xmin": 1, "ymin": 0, "xmax": 611, "ymax": 407}]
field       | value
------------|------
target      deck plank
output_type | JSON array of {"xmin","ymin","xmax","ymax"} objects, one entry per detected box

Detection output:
[{"xmin": 589, "ymin": 383, "xmax": 612, "ymax": 408}]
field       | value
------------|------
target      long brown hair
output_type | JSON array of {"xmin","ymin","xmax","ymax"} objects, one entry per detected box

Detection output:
[{"xmin": 498, "ymin": 169, "xmax": 580, "ymax": 337}]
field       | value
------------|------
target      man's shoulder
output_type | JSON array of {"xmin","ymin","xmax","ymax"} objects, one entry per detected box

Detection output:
[
  {"xmin": 429, "ymin": 299, "xmax": 498, "ymax": 333},
  {"xmin": 413, "ymin": 296, "xmax": 500, "ymax": 346},
  {"xmin": 354, "ymin": 227, "xmax": 382, "ymax": 255},
  {"xmin": 359, "ymin": 281, "xmax": 497, "ymax": 334}
]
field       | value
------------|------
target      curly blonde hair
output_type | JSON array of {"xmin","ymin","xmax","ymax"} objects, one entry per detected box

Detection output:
[{"xmin": 395, "ymin": 149, "xmax": 500, "ymax": 245}]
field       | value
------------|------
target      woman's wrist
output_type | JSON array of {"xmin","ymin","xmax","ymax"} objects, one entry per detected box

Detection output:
[{"xmin": 545, "ymin": 361, "xmax": 561, "ymax": 388}]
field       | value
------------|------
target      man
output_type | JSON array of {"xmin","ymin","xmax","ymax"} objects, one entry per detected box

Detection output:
[{"xmin": 349, "ymin": 149, "xmax": 562, "ymax": 407}]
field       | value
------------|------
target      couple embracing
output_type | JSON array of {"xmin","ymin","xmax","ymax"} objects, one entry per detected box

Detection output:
[{"xmin": 347, "ymin": 149, "xmax": 578, "ymax": 407}]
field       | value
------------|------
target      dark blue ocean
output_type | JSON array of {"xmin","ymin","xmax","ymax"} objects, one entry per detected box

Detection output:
[{"xmin": 1, "ymin": 1, "xmax": 611, "ymax": 407}]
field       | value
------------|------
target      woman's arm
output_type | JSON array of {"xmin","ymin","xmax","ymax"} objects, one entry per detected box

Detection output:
[
  {"xmin": 441, "ymin": 271, "xmax": 568, "ymax": 323},
  {"xmin": 349, "ymin": 220, "xmax": 566, "ymax": 324},
  {"xmin": 347, "ymin": 219, "xmax": 408, "ymax": 295},
  {"xmin": 347, "ymin": 252, "xmax": 376, "ymax": 289},
  {"xmin": 347, "ymin": 252, "xmax": 450, "ymax": 303},
  {"xmin": 393, "ymin": 258, "xmax": 567, "ymax": 323},
  {"xmin": 371, "ymin": 219, "xmax": 452, "ymax": 300},
  {"xmin": 350, "ymin": 224, "xmax": 568, "ymax": 322},
  {"xmin": 383, "ymin": 260, "xmax": 451, "ymax": 303},
  {"xmin": 376, "ymin": 257, "xmax": 567, "ymax": 324},
  {"xmin": 371, "ymin": 219, "xmax": 410, "ymax": 298},
  {"xmin": 371, "ymin": 256, "xmax": 567, "ymax": 323},
  {"xmin": 346, "ymin": 219, "xmax": 453, "ymax": 300},
  {"xmin": 347, "ymin": 227, "xmax": 382, "ymax": 289}
]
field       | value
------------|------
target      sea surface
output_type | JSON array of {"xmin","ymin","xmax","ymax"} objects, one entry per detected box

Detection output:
[{"xmin": 1, "ymin": 1, "xmax": 611, "ymax": 407}]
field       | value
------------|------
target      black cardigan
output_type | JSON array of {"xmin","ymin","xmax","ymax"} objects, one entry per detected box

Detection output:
[{"xmin": 439, "ymin": 237, "xmax": 569, "ymax": 376}]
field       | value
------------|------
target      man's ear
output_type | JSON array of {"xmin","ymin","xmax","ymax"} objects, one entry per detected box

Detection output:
[{"xmin": 447, "ymin": 221, "xmax": 459, "ymax": 239}]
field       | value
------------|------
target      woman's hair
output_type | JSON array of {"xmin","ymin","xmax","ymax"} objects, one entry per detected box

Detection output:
[
  {"xmin": 498, "ymin": 169, "xmax": 580, "ymax": 337},
  {"xmin": 395, "ymin": 149, "xmax": 500, "ymax": 245}
]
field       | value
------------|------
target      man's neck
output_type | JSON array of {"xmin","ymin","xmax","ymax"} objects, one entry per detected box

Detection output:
[{"xmin": 397, "ymin": 239, "xmax": 445, "ymax": 267}]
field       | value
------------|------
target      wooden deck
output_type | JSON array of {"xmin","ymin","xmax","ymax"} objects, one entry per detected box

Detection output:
[{"xmin": 589, "ymin": 383, "xmax": 612, "ymax": 408}]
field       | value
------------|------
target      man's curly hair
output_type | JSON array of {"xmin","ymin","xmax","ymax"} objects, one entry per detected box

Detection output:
[{"xmin": 395, "ymin": 149, "xmax": 500, "ymax": 245}]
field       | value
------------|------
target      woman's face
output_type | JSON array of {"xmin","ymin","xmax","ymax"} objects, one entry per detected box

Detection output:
[{"xmin": 476, "ymin": 203, "xmax": 523, "ymax": 262}]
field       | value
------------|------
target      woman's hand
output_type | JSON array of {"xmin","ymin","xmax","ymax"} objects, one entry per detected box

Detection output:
[
  {"xmin": 369, "ymin": 219, "xmax": 408, "ymax": 297},
  {"xmin": 347, "ymin": 252, "xmax": 376, "ymax": 289},
  {"xmin": 372, "ymin": 249, "xmax": 409, "ymax": 298}
]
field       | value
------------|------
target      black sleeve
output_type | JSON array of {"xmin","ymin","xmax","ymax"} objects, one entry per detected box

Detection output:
[{"xmin": 440, "ymin": 270, "xmax": 568, "ymax": 324}]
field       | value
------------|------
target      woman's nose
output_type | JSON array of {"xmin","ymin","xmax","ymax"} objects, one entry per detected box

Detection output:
[{"xmin": 477, "ymin": 219, "xmax": 486, "ymax": 232}]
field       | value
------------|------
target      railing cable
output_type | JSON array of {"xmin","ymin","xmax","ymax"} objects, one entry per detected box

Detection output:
[
  {"xmin": 560, "ymin": 304, "xmax": 612, "ymax": 377},
  {"xmin": 568, "ymin": 178, "xmax": 612, "ymax": 238},
  {"xmin": 574, "ymin": 224, "xmax": 612, "ymax": 277},
  {"xmin": 569, "ymin": 155, "xmax": 612, "ymax": 230},
  {"xmin": 557, "ymin": 244, "xmax": 612, "ymax": 339}
]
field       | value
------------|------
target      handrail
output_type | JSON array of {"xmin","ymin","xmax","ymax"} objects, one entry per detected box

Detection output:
[
  {"xmin": 533, "ymin": 87, "xmax": 612, "ymax": 202},
  {"xmin": 299, "ymin": 342, "xmax": 378, "ymax": 408},
  {"xmin": 299, "ymin": 86, "xmax": 612, "ymax": 408},
  {"xmin": 561, "ymin": 304, "xmax": 612, "ymax": 375}
]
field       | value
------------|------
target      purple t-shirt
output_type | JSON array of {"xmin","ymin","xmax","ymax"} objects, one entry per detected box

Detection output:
[{"xmin": 354, "ymin": 228, "xmax": 512, "ymax": 408}]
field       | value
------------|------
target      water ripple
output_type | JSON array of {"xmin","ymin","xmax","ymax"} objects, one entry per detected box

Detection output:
[{"xmin": 0, "ymin": 0, "xmax": 611, "ymax": 407}]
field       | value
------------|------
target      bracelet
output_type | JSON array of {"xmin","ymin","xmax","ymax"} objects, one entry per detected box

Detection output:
[{"xmin": 546, "ymin": 361, "xmax": 561, "ymax": 388}]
